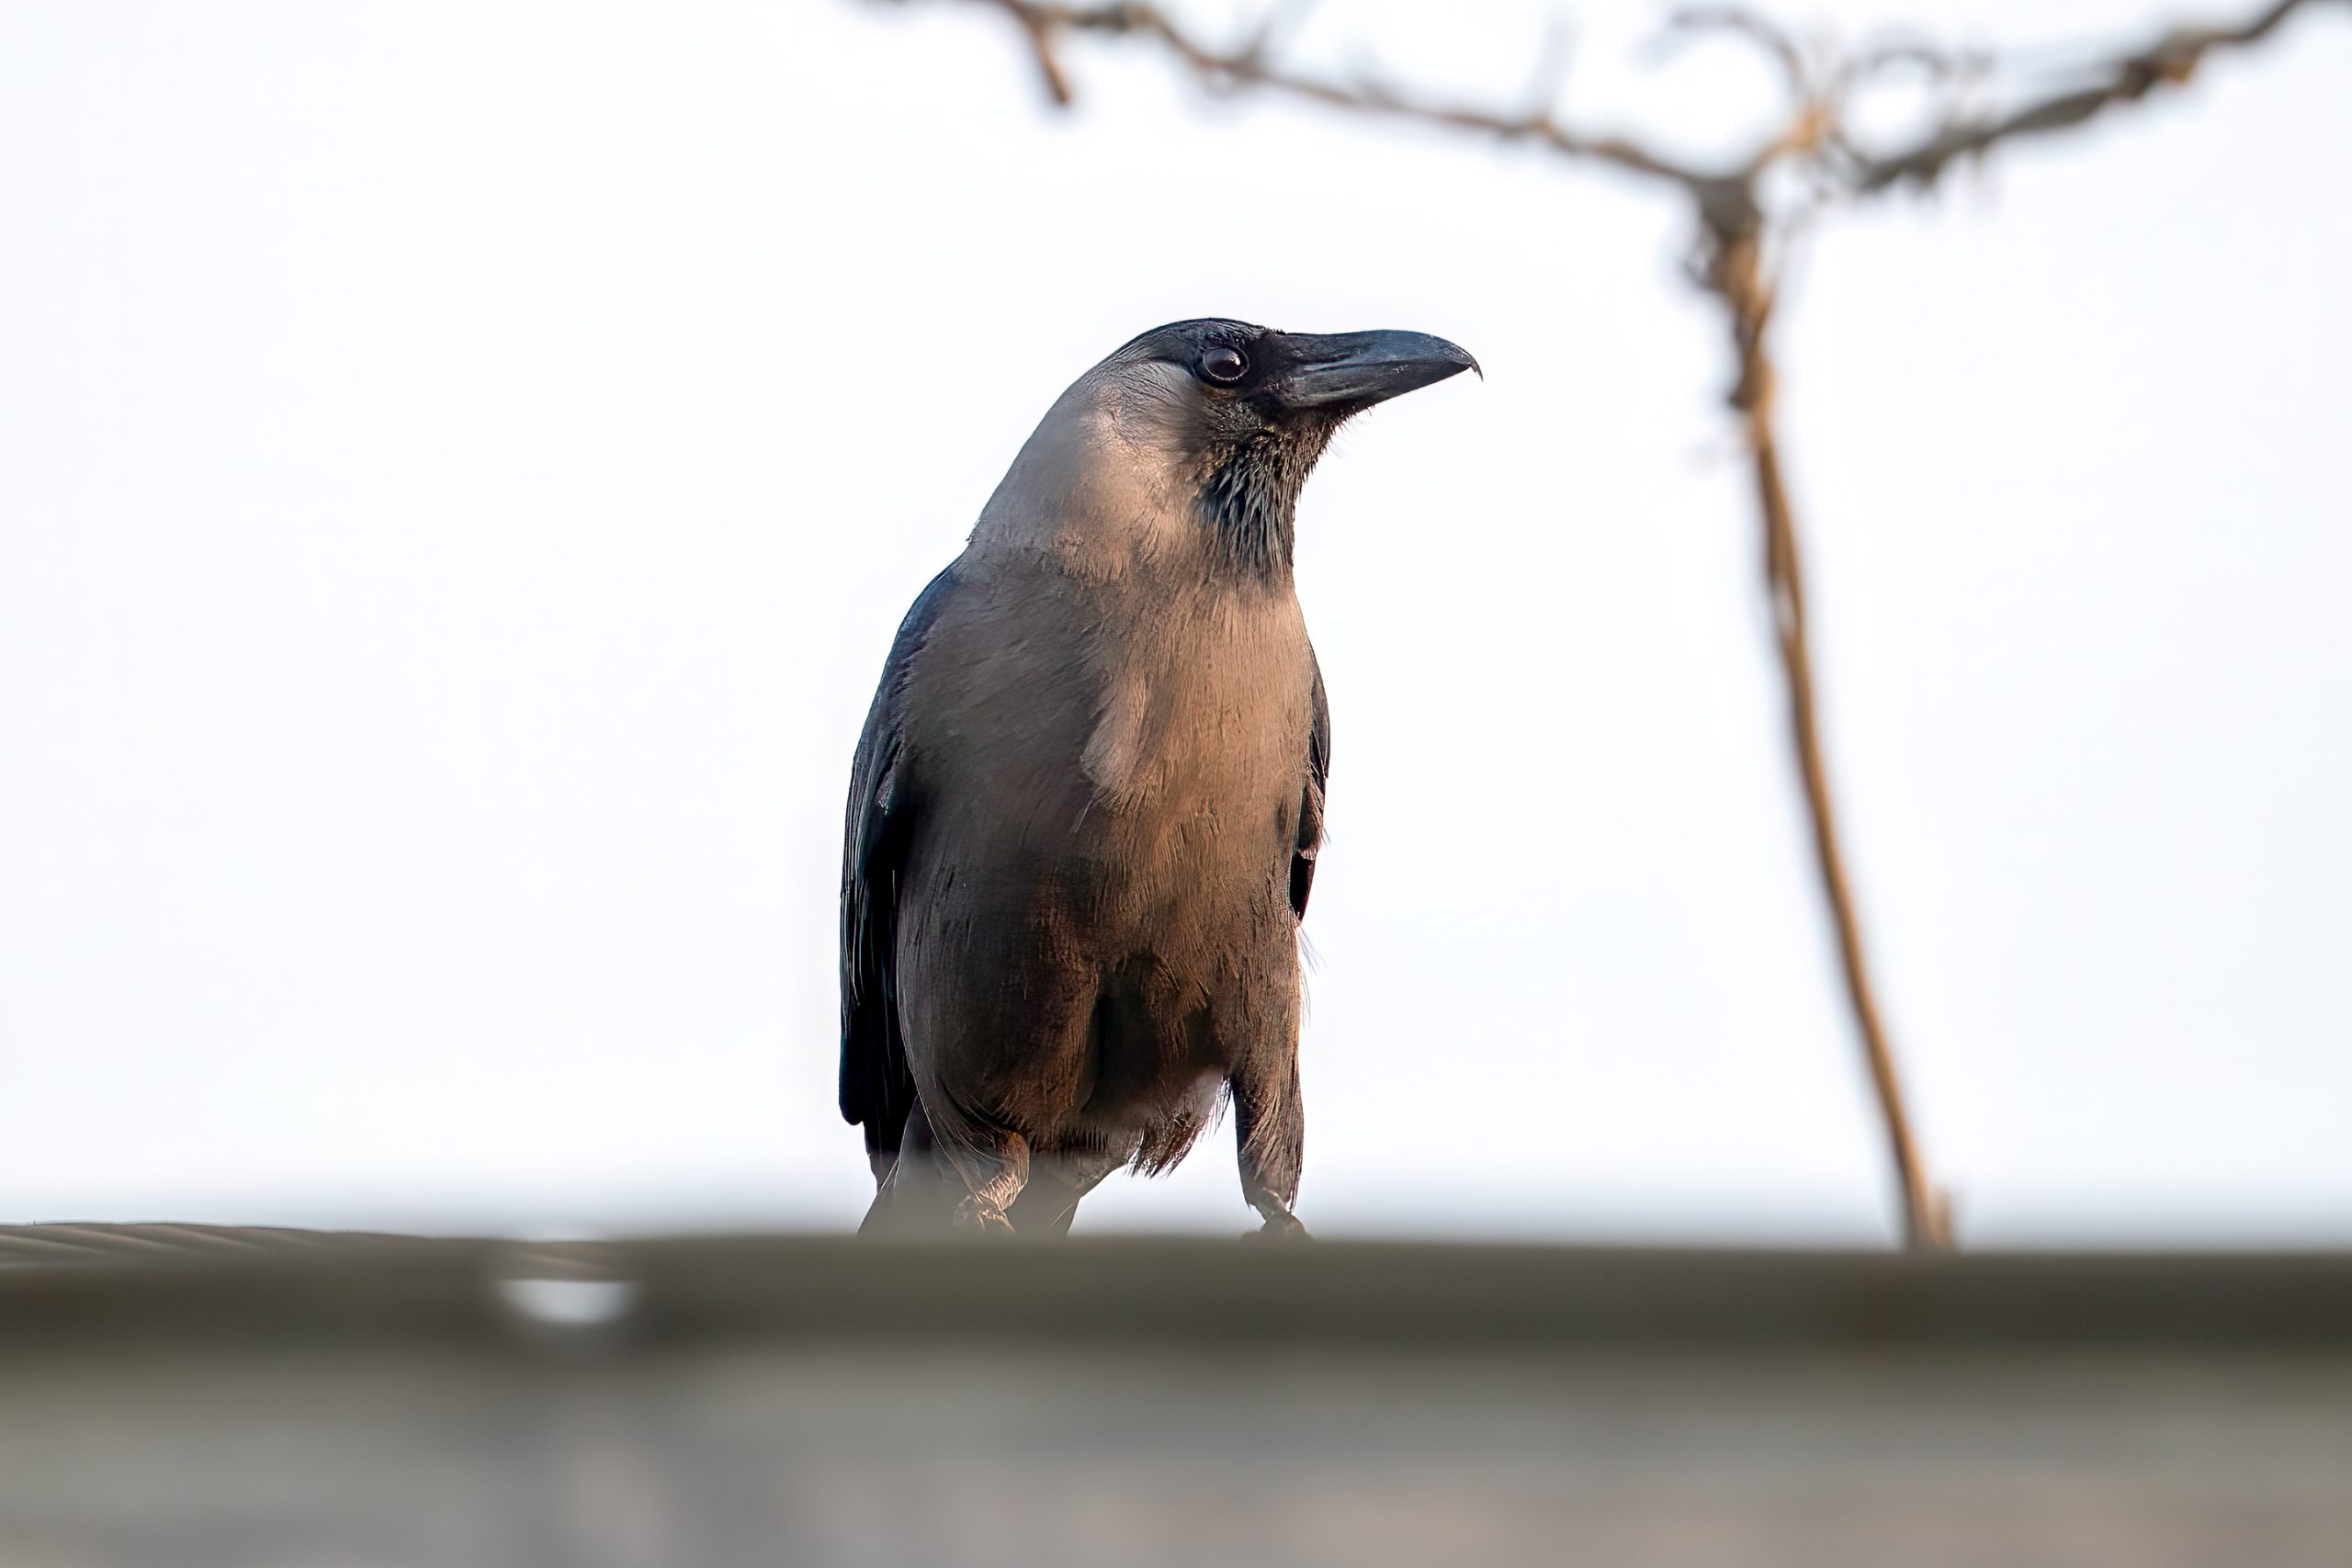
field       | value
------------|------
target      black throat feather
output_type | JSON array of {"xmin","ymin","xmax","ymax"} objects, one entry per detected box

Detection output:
[{"xmin": 1193, "ymin": 424, "xmax": 1336, "ymax": 580}]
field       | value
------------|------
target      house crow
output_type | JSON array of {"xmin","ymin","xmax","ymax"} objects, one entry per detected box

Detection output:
[{"xmin": 841, "ymin": 319, "xmax": 1476, "ymax": 1236}]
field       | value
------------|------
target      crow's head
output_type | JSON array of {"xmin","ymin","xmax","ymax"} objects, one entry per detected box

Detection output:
[{"xmin": 1083, "ymin": 319, "xmax": 1479, "ymax": 575}]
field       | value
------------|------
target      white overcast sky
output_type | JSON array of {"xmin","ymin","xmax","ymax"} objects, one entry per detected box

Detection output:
[{"xmin": 2, "ymin": 0, "xmax": 2346, "ymax": 1245}]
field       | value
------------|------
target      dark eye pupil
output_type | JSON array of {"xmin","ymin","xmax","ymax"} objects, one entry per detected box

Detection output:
[{"xmin": 1203, "ymin": 347, "xmax": 1247, "ymax": 383}]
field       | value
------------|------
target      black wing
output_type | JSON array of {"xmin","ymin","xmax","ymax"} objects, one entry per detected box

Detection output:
[
  {"xmin": 1289, "ymin": 653, "xmax": 1331, "ymax": 920},
  {"xmin": 840, "ymin": 566, "xmax": 960, "ymax": 1179}
]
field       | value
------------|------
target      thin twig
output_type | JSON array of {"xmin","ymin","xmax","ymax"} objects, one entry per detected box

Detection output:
[
  {"xmin": 1849, "ymin": 0, "xmax": 2330, "ymax": 189},
  {"xmin": 1702, "ymin": 218, "xmax": 1951, "ymax": 1249},
  {"xmin": 910, "ymin": 0, "xmax": 1733, "ymax": 190},
  {"xmin": 919, "ymin": 0, "xmax": 2335, "ymax": 198}
]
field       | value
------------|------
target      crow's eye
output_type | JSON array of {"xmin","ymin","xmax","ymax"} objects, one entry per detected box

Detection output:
[{"xmin": 1200, "ymin": 346, "xmax": 1249, "ymax": 385}]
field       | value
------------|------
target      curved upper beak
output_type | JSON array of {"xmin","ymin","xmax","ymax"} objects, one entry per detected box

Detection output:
[{"xmin": 1272, "ymin": 329, "xmax": 1481, "ymax": 412}]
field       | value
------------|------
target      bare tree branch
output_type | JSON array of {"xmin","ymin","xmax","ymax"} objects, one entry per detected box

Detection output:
[
  {"xmin": 1850, "ymin": 0, "xmax": 2332, "ymax": 190},
  {"xmin": 1701, "ymin": 213, "xmax": 1954, "ymax": 1252},
  {"xmin": 916, "ymin": 0, "xmax": 2336, "ymax": 199},
  {"xmin": 910, "ymin": 0, "xmax": 1734, "ymax": 190},
  {"xmin": 882, "ymin": 0, "xmax": 2340, "ymax": 1249}
]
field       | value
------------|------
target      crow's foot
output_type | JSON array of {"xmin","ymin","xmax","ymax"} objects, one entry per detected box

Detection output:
[{"xmin": 953, "ymin": 1196, "xmax": 1016, "ymax": 1236}]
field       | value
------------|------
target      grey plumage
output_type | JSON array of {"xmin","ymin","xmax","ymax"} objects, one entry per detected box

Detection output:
[{"xmin": 841, "ymin": 319, "xmax": 1476, "ymax": 1235}]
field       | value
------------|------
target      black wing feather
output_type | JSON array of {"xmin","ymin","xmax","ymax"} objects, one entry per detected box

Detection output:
[
  {"xmin": 839, "ymin": 566, "xmax": 960, "ymax": 1177},
  {"xmin": 1289, "ymin": 653, "xmax": 1330, "ymax": 920}
]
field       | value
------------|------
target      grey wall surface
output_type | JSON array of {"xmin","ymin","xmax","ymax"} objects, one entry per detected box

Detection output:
[{"xmin": 3, "ymin": 1235, "xmax": 2348, "ymax": 1566}]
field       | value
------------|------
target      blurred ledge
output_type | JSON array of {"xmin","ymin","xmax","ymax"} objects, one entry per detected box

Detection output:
[
  {"xmin": 8, "ymin": 1226, "xmax": 2350, "ymax": 1565},
  {"xmin": 2, "ymin": 1224, "xmax": 2348, "ymax": 1354},
  {"xmin": 0, "ymin": 1223, "xmax": 421, "ymax": 1268}
]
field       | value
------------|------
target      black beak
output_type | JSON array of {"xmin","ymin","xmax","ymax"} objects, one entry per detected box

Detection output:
[{"xmin": 1272, "ymin": 330, "xmax": 1481, "ymax": 412}]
